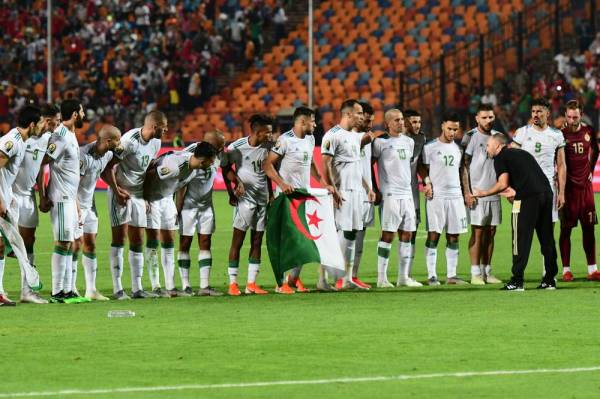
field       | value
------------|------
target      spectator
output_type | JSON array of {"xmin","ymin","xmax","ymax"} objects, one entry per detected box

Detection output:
[{"xmin": 481, "ymin": 86, "xmax": 498, "ymax": 107}]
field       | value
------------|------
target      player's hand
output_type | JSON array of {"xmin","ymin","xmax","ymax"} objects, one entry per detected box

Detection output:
[
  {"xmin": 280, "ymin": 181, "xmax": 294, "ymax": 195},
  {"xmin": 423, "ymin": 183, "xmax": 433, "ymax": 199},
  {"xmin": 116, "ymin": 188, "xmax": 130, "ymax": 206},
  {"xmin": 557, "ymin": 192, "xmax": 565, "ymax": 210},
  {"xmin": 228, "ymin": 195, "xmax": 238, "ymax": 207},
  {"xmin": 145, "ymin": 200, "xmax": 151, "ymax": 215},
  {"xmin": 374, "ymin": 191, "xmax": 382, "ymax": 205},
  {"xmin": 39, "ymin": 196, "xmax": 53, "ymax": 213},
  {"xmin": 464, "ymin": 192, "xmax": 477, "ymax": 208},
  {"xmin": 589, "ymin": 172, "xmax": 593, "ymax": 182},
  {"xmin": 367, "ymin": 189, "xmax": 376, "ymax": 203},
  {"xmin": 332, "ymin": 189, "xmax": 344, "ymax": 209},
  {"xmin": 234, "ymin": 181, "xmax": 245, "ymax": 198}
]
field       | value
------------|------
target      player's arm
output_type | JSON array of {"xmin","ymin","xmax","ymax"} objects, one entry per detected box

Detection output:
[
  {"xmin": 370, "ymin": 157, "xmax": 381, "ymax": 205},
  {"xmin": 100, "ymin": 157, "xmax": 130, "ymax": 205},
  {"xmin": 321, "ymin": 154, "xmax": 343, "ymax": 208},
  {"xmin": 417, "ymin": 155, "xmax": 432, "ymax": 199},
  {"xmin": 362, "ymin": 176, "xmax": 375, "ymax": 203},
  {"xmin": 360, "ymin": 131, "xmax": 385, "ymax": 148},
  {"xmin": 556, "ymin": 147, "xmax": 566, "ymax": 210},
  {"xmin": 310, "ymin": 157, "xmax": 340, "ymax": 203},
  {"xmin": 461, "ymin": 153, "xmax": 476, "ymax": 208},
  {"xmin": 263, "ymin": 151, "xmax": 293, "ymax": 194},
  {"xmin": 175, "ymin": 185, "xmax": 187, "ymax": 216},
  {"xmin": 0, "ymin": 153, "xmax": 9, "ymax": 217},
  {"xmin": 590, "ymin": 133, "xmax": 599, "ymax": 179},
  {"xmin": 473, "ymin": 173, "xmax": 509, "ymax": 198},
  {"xmin": 142, "ymin": 164, "xmax": 158, "ymax": 201},
  {"xmin": 38, "ymin": 149, "xmax": 56, "ymax": 212}
]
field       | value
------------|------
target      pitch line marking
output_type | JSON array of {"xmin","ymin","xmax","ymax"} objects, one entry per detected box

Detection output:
[{"xmin": 1, "ymin": 366, "xmax": 599, "ymax": 398}]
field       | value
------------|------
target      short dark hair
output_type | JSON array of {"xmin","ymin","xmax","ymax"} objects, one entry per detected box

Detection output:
[
  {"xmin": 193, "ymin": 141, "xmax": 217, "ymax": 159},
  {"xmin": 477, "ymin": 103, "xmax": 494, "ymax": 113},
  {"xmin": 403, "ymin": 109, "xmax": 420, "ymax": 118},
  {"xmin": 146, "ymin": 110, "xmax": 167, "ymax": 123},
  {"xmin": 492, "ymin": 133, "xmax": 509, "ymax": 145},
  {"xmin": 17, "ymin": 105, "xmax": 42, "ymax": 128},
  {"xmin": 293, "ymin": 106, "xmax": 315, "ymax": 121},
  {"xmin": 41, "ymin": 103, "xmax": 60, "ymax": 117},
  {"xmin": 60, "ymin": 99, "xmax": 81, "ymax": 121},
  {"xmin": 442, "ymin": 112, "xmax": 460, "ymax": 124},
  {"xmin": 340, "ymin": 99, "xmax": 360, "ymax": 113},
  {"xmin": 565, "ymin": 99, "xmax": 582, "ymax": 112},
  {"xmin": 248, "ymin": 114, "xmax": 273, "ymax": 132},
  {"xmin": 359, "ymin": 101, "xmax": 373, "ymax": 115},
  {"xmin": 531, "ymin": 97, "xmax": 550, "ymax": 109}
]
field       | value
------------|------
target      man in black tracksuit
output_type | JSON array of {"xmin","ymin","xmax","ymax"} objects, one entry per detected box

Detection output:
[{"xmin": 472, "ymin": 134, "xmax": 558, "ymax": 290}]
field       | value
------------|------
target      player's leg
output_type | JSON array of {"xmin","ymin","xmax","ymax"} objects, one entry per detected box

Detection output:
[
  {"xmin": 160, "ymin": 228, "xmax": 178, "ymax": 295},
  {"xmin": 424, "ymin": 198, "xmax": 443, "ymax": 285},
  {"xmin": 377, "ymin": 230, "xmax": 394, "ymax": 288},
  {"xmin": 108, "ymin": 188, "xmax": 130, "ymax": 299},
  {"xmin": 445, "ymin": 234, "xmax": 466, "ymax": 284},
  {"xmin": 227, "ymin": 228, "xmax": 246, "ymax": 296},
  {"xmin": 48, "ymin": 201, "xmax": 74, "ymax": 302},
  {"xmin": 245, "ymin": 229, "xmax": 268, "ymax": 294},
  {"xmin": 505, "ymin": 197, "xmax": 537, "ymax": 289},
  {"xmin": 335, "ymin": 190, "xmax": 364, "ymax": 289},
  {"xmin": 559, "ymin": 187, "xmax": 578, "ymax": 281},
  {"xmin": 468, "ymin": 226, "xmax": 485, "ymax": 284},
  {"xmin": 196, "ymin": 233, "xmax": 222, "ymax": 296},
  {"xmin": 580, "ymin": 184, "xmax": 599, "ymax": 281},
  {"xmin": 177, "ymin": 207, "xmax": 196, "ymax": 296},
  {"xmin": 535, "ymin": 193, "xmax": 558, "ymax": 287},
  {"xmin": 0, "ymin": 240, "xmax": 14, "ymax": 306},
  {"xmin": 129, "ymin": 197, "xmax": 153, "ymax": 298},
  {"xmin": 445, "ymin": 198, "xmax": 468, "ymax": 284},
  {"xmin": 145, "ymin": 199, "xmax": 162, "ymax": 293},
  {"xmin": 352, "ymin": 200, "xmax": 373, "ymax": 289},
  {"xmin": 70, "ymin": 236, "xmax": 81, "ymax": 296},
  {"xmin": 395, "ymin": 198, "xmax": 420, "ymax": 287},
  {"xmin": 482, "ymin": 225, "xmax": 501, "ymax": 283}
]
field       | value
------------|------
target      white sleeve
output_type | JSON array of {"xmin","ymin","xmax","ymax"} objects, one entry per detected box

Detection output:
[
  {"xmin": 157, "ymin": 156, "xmax": 181, "ymax": 180},
  {"xmin": 271, "ymin": 136, "xmax": 287, "ymax": 157},
  {"xmin": 422, "ymin": 144, "xmax": 430, "ymax": 165},
  {"xmin": 512, "ymin": 127, "xmax": 525, "ymax": 145},
  {"xmin": 321, "ymin": 132, "xmax": 336, "ymax": 156},
  {"xmin": 46, "ymin": 135, "xmax": 65, "ymax": 160}
]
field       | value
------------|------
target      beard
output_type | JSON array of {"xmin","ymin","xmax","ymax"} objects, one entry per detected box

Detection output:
[{"xmin": 74, "ymin": 116, "xmax": 84, "ymax": 129}]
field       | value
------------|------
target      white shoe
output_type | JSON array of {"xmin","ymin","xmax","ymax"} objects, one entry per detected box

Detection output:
[
  {"xmin": 470, "ymin": 275, "xmax": 486, "ymax": 285},
  {"xmin": 485, "ymin": 274, "xmax": 502, "ymax": 284},
  {"xmin": 85, "ymin": 290, "xmax": 110, "ymax": 301},
  {"xmin": 377, "ymin": 279, "xmax": 394, "ymax": 288},
  {"xmin": 20, "ymin": 291, "xmax": 48, "ymax": 304},
  {"xmin": 397, "ymin": 277, "xmax": 423, "ymax": 287},
  {"xmin": 316, "ymin": 279, "xmax": 336, "ymax": 291}
]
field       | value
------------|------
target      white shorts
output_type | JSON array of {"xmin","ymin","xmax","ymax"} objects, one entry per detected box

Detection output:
[
  {"xmin": 233, "ymin": 199, "xmax": 266, "ymax": 232},
  {"xmin": 14, "ymin": 193, "xmax": 38, "ymax": 229},
  {"xmin": 147, "ymin": 197, "xmax": 178, "ymax": 230},
  {"xmin": 50, "ymin": 201, "xmax": 78, "ymax": 242},
  {"xmin": 426, "ymin": 197, "xmax": 468, "ymax": 235},
  {"xmin": 361, "ymin": 194, "xmax": 375, "ymax": 227},
  {"xmin": 381, "ymin": 196, "xmax": 417, "ymax": 232},
  {"xmin": 108, "ymin": 187, "xmax": 147, "ymax": 228},
  {"xmin": 469, "ymin": 200, "xmax": 502, "ymax": 227},
  {"xmin": 335, "ymin": 190, "xmax": 363, "ymax": 231},
  {"xmin": 75, "ymin": 207, "xmax": 99, "ymax": 239},
  {"xmin": 180, "ymin": 206, "xmax": 215, "ymax": 236}
]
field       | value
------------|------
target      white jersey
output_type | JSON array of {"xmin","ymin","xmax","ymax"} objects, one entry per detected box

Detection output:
[
  {"xmin": 47, "ymin": 124, "xmax": 80, "ymax": 203},
  {"xmin": 225, "ymin": 137, "xmax": 269, "ymax": 205},
  {"xmin": 114, "ymin": 128, "xmax": 161, "ymax": 197},
  {"xmin": 359, "ymin": 140, "xmax": 372, "ymax": 190},
  {"xmin": 0, "ymin": 128, "xmax": 26, "ymax": 206},
  {"xmin": 321, "ymin": 125, "xmax": 364, "ymax": 191},
  {"xmin": 422, "ymin": 138, "xmax": 463, "ymax": 199},
  {"xmin": 13, "ymin": 132, "xmax": 50, "ymax": 197},
  {"xmin": 146, "ymin": 151, "xmax": 194, "ymax": 201},
  {"xmin": 513, "ymin": 125, "xmax": 565, "ymax": 188},
  {"xmin": 182, "ymin": 142, "xmax": 218, "ymax": 209},
  {"xmin": 78, "ymin": 142, "xmax": 114, "ymax": 210},
  {"xmin": 372, "ymin": 134, "xmax": 414, "ymax": 199},
  {"xmin": 271, "ymin": 129, "xmax": 314, "ymax": 190},
  {"xmin": 462, "ymin": 128, "xmax": 502, "ymax": 202}
]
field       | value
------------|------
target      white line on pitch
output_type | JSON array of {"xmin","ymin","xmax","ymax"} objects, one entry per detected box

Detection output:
[{"xmin": 1, "ymin": 366, "xmax": 599, "ymax": 398}]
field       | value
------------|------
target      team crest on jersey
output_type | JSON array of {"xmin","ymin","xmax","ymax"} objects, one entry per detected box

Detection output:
[
  {"xmin": 585, "ymin": 133, "xmax": 590, "ymax": 142},
  {"xmin": 4, "ymin": 141, "xmax": 13, "ymax": 151},
  {"xmin": 323, "ymin": 140, "xmax": 331, "ymax": 151},
  {"xmin": 47, "ymin": 143, "xmax": 56, "ymax": 154},
  {"xmin": 160, "ymin": 166, "xmax": 170, "ymax": 175},
  {"xmin": 273, "ymin": 139, "xmax": 282, "ymax": 151},
  {"xmin": 113, "ymin": 145, "xmax": 124, "ymax": 155}
]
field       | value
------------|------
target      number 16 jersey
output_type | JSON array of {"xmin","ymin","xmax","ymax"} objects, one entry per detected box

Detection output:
[{"xmin": 422, "ymin": 138, "xmax": 463, "ymax": 199}]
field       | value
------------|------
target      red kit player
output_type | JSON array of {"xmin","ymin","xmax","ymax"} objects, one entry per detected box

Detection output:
[{"xmin": 560, "ymin": 100, "xmax": 600, "ymax": 281}]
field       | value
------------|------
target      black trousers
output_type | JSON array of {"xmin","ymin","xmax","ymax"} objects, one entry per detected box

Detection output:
[{"xmin": 511, "ymin": 192, "xmax": 558, "ymax": 284}]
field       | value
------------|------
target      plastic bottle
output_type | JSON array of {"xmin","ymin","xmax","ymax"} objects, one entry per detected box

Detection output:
[{"xmin": 107, "ymin": 310, "xmax": 136, "ymax": 318}]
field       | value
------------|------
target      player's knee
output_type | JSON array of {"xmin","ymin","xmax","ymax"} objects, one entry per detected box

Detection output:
[
  {"xmin": 55, "ymin": 240, "xmax": 71, "ymax": 250},
  {"xmin": 343, "ymin": 230, "xmax": 357, "ymax": 241}
]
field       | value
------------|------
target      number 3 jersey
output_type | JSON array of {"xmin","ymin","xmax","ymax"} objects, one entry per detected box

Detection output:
[
  {"xmin": 13, "ymin": 132, "xmax": 51, "ymax": 197},
  {"xmin": 372, "ymin": 134, "xmax": 414, "ymax": 199},
  {"xmin": 513, "ymin": 125, "xmax": 565, "ymax": 189},
  {"xmin": 114, "ymin": 127, "xmax": 161, "ymax": 197},
  {"xmin": 225, "ymin": 137, "xmax": 269, "ymax": 205},
  {"xmin": 422, "ymin": 138, "xmax": 463, "ymax": 199}
]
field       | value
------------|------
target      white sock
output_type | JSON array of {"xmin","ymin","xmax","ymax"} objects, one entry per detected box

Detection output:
[
  {"xmin": 228, "ymin": 262, "xmax": 239, "ymax": 284},
  {"xmin": 563, "ymin": 266, "xmax": 571, "ymax": 273},
  {"xmin": 377, "ymin": 241, "xmax": 392, "ymax": 282},
  {"xmin": 71, "ymin": 254, "xmax": 78, "ymax": 293},
  {"xmin": 0, "ymin": 258, "xmax": 4, "ymax": 294},
  {"xmin": 63, "ymin": 252, "xmax": 73, "ymax": 293},
  {"xmin": 484, "ymin": 264, "xmax": 492, "ymax": 276},
  {"xmin": 446, "ymin": 247, "xmax": 459, "ymax": 278},
  {"xmin": 339, "ymin": 233, "xmax": 356, "ymax": 281},
  {"xmin": 161, "ymin": 246, "xmax": 175, "ymax": 290},
  {"xmin": 288, "ymin": 266, "xmax": 301, "ymax": 281},
  {"xmin": 198, "ymin": 250, "xmax": 212, "ymax": 289},
  {"xmin": 110, "ymin": 245, "xmax": 124, "ymax": 293},
  {"xmin": 353, "ymin": 229, "xmax": 366, "ymax": 277},
  {"xmin": 247, "ymin": 260, "xmax": 260, "ymax": 284},
  {"xmin": 409, "ymin": 243, "xmax": 416, "ymax": 276},
  {"xmin": 145, "ymin": 246, "xmax": 161, "ymax": 289},
  {"xmin": 82, "ymin": 253, "xmax": 97, "ymax": 293},
  {"xmin": 178, "ymin": 251, "xmax": 191, "ymax": 289},
  {"xmin": 129, "ymin": 250, "xmax": 144, "ymax": 292},
  {"xmin": 471, "ymin": 264, "xmax": 482, "ymax": 277},
  {"xmin": 318, "ymin": 264, "xmax": 328, "ymax": 284},
  {"xmin": 398, "ymin": 241, "xmax": 412, "ymax": 281},
  {"xmin": 425, "ymin": 246, "xmax": 437, "ymax": 278},
  {"xmin": 51, "ymin": 250, "xmax": 67, "ymax": 295},
  {"xmin": 588, "ymin": 264, "xmax": 597, "ymax": 274}
]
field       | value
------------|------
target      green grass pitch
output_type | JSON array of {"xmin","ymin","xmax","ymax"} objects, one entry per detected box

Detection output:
[{"xmin": 1, "ymin": 192, "xmax": 600, "ymax": 399}]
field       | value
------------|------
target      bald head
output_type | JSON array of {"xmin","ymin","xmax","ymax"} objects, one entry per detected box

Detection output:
[
  {"xmin": 203, "ymin": 130, "xmax": 225, "ymax": 153},
  {"xmin": 96, "ymin": 124, "xmax": 122, "ymax": 155},
  {"xmin": 98, "ymin": 124, "xmax": 121, "ymax": 141},
  {"xmin": 384, "ymin": 109, "xmax": 404, "ymax": 136}
]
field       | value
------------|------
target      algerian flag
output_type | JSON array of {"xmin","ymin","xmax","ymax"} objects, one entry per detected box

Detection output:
[{"xmin": 266, "ymin": 188, "xmax": 344, "ymax": 285}]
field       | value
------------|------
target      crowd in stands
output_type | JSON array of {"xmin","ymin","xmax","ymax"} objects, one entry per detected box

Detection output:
[{"xmin": 0, "ymin": 0, "xmax": 288, "ymax": 140}]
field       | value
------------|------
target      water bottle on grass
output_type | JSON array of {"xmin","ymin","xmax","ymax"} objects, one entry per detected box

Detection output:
[{"xmin": 108, "ymin": 310, "xmax": 135, "ymax": 318}]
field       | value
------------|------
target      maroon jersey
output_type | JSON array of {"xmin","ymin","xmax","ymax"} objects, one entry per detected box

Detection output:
[{"xmin": 562, "ymin": 125, "xmax": 597, "ymax": 188}]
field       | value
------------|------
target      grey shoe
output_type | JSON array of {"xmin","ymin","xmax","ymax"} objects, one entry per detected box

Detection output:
[
  {"xmin": 316, "ymin": 279, "xmax": 336, "ymax": 291},
  {"xmin": 152, "ymin": 287, "xmax": 171, "ymax": 298},
  {"xmin": 179, "ymin": 287, "xmax": 194, "ymax": 297},
  {"xmin": 112, "ymin": 290, "xmax": 131, "ymax": 300},
  {"xmin": 20, "ymin": 291, "xmax": 48, "ymax": 304},
  {"xmin": 426, "ymin": 276, "xmax": 441, "ymax": 286},
  {"xmin": 132, "ymin": 290, "xmax": 158, "ymax": 299},
  {"xmin": 446, "ymin": 276, "xmax": 469, "ymax": 285},
  {"xmin": 197, "ymin": 286, "xmax": 224, "ymax": 296}
]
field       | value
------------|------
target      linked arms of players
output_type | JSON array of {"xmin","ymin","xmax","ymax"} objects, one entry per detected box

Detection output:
[
  {"xmin": 460, "ymin": 153, "xmax": 476, "ymax": 208},
  {"xmin": 100, "ymin": 157, "xmax": 130, "ymax": 206},
  {"xmin": 416, "ymin": 157, "xmax": 433, "ymax": 199}
]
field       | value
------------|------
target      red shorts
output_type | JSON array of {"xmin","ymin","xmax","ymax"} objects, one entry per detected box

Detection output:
[{"xmin": 560, "ymin": 183, "xmax": 597, "ymax": 228}]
